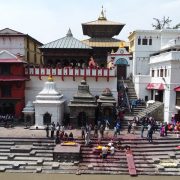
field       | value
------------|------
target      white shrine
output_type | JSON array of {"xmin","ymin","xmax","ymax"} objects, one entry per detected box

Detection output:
[{"xmin": 33, "ymin": 76, "xmax": 65, "ymax": 129}]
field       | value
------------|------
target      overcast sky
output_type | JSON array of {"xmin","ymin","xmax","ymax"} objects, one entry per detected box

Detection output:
[{"xmin": 0, "ymin": 0, "xmax": 180, "ymax": 44}]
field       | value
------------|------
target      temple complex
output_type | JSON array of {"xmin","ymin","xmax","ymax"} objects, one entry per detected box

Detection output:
[
  {"xmin": 33, "ymin": 76, "xmax": 65, "ymax": 128},
  {"xmin": 82, "ymin": 7, "xmax": 125, "ymax": 67},
  {"xmin": 68, "ymin": 80, "xmax": 97, "ymax": 127}
]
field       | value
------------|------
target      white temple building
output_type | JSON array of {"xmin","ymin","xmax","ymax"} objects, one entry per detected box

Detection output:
[
  {"xmin": 128, "ymin": 29, "xmax": 180, "ymax": 122},
  {"xmin": 33, "ymin": 76, "xmax": 65, "ymax": 129}
]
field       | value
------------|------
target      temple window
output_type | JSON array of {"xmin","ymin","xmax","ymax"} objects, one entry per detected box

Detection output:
[
  {"xmin": 176, "ymin": 92, "xmax": 180, "ymax": 106},
  {"xmin": 160, "ymin": 68, "xmax": 163, "ymax": 77},
  {"xmin": 1, "ymin": 85, "xmax": 11, "ymax": 97},
  {"xmin": 0, "ymin": 64, "xmax": 10, "ymax": 75},
  {"xmin": 157, "ymin": 69, "xmax": 159, "ymax": 77},
  {"xmin": 142, "ymin": 37, "xmax": 148, "ymax": 45},
  {"xmin": 149, "ymin": 37, "xmax": 152, "ymax": 45},
  {"xmin": 138, "ymin": 37, "xmax": 141, "ymax": 45},
  {"xmin": 151, "ymin": 69, "xmax": 155, "ymax": 77},
  {"xmin": 165, "ymin": 68, "xmax": 167, "ymax": 77}
]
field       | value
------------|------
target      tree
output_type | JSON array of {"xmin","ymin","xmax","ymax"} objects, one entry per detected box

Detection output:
[
  {"xmin": 152, "ymin": 16, "xmax": 172, "ymax": 29},
  {"xmin": 173, "ymin": 23, "xmax": 180, "ymax": 29}
]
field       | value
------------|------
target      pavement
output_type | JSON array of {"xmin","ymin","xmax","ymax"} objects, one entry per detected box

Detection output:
[{"xmin": 0, "ymin": 125, "xmax": 178, "ymax": 139}]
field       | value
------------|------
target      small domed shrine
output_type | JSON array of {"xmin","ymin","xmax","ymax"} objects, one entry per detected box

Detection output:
[
  {"xmin": 33, "ymin": 76, "xmax": 65, "ymax": 129},
  {"xmin": 68, "ymin": 80, "xmax": 97, "ymax": 127}
]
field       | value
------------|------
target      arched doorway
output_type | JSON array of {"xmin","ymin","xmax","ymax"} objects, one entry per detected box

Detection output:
[
  {"xmin": 78, "ymin": 111, "xmax": 87, "ymax": 127},
  {"xmin": 43, "ymin": 112, "xmax": 51, "ymax": 125},
  {"xmin": 115, "ymin": 58, "xmax": 129, "ymax": 80}
]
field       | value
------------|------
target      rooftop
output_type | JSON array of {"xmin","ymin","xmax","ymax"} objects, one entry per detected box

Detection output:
[{"xmin": 40, "ymin": 29, "xmax": 92, "ymax": 49}]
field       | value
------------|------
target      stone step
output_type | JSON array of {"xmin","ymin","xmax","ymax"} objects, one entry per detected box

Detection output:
[{"xmin": 14, "ymin": 156, "xmax": 53, "ymax": 161}]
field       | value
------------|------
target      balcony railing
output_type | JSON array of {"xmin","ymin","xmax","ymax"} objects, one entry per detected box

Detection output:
[{"xmin": 25, "ymin": 67, "xmax": 116, "ymax": 81}]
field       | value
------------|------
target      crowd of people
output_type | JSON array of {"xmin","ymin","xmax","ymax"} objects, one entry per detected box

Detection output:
[
  {"xmin": 0, "ymin": 114, "xmax": 14, "ymax": 128},
  {"xmin": 45, "ymin": 122, "xmax": 74, "ymax": 144}
]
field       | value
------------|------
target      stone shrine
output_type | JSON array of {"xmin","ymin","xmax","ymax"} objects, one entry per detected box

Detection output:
[
  {"xmin": 33, "ymin": 76, "xmax": 65, "ymax": 129},
  {"xmin": 68, "ymin": 80, "xmax": 97, "ymax": 127},
  {"xmin": 97, "ymin": 88, "xmax": 117, "ymax": 125}
]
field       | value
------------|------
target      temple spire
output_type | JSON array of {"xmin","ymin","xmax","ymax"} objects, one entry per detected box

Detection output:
[
  {"xmin": 98, "ymin": 6, "xmax": 107, "ymax": 20},
  {"xmin": 66, "ymin": 28, "xmax": 73, "ymax": 37}
]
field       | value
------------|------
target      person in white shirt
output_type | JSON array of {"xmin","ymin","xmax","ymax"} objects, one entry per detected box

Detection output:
[
  {"xmin": 101, "ymin": 146, "xmax": 108, "ymax": 158},
  {"xmin": 110, "ymin": 146, "xmax": 115, "ymax": 155}
]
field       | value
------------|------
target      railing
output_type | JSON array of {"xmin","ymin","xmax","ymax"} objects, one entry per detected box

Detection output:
[
  {"xmin": 25, "ymin": 67, "xmax": 116, "ymax": 81},
  {"xmin": 121, "ymin": 78, "xmax": 132, "ymax": 113},
  {"xmin": 117, "ymin": 78, "xmax": 131, "ymax": 112}
]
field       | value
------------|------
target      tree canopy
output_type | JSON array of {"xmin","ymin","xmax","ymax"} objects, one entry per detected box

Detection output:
[{"xmin": 152, "ymin": 17, "xmax": 180, "ymax": 30}]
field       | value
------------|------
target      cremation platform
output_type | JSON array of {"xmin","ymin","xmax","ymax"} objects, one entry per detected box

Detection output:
[{"xmin": 53, "ymin": 143, "xmax": 81, "ymax": 162}]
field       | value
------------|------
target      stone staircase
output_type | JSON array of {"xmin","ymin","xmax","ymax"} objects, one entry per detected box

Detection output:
[
  {"xmin": 137, "ymin": 101, "xmax": 164, "ymax": 120},
  {"xmin": 0, "ymin": 137, "xmax": 78, "ymax": 174},
  {"xmin": 0, "ymin": 136, "xmax": 180, "ymax": 175},
  {"xmin": 124, "ymin": 80, "xmax": 146, "ymax": 117}
]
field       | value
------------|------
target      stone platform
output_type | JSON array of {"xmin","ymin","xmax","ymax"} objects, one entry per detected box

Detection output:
[{"xmin": 53, "ymin": 143, "xmax": 81, "ymax": 162}]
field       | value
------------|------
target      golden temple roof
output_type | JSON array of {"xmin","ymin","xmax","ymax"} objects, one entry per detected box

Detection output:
[{"xmin": 82, "ymin": 38, "xmax": 125, "ymax": 47}]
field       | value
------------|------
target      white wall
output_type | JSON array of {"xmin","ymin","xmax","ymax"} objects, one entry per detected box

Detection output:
[
  {"xmin": 134, "ymin": 75, "xmax": 151, "ymax": 100},
  {"xmin": 0, "ymin": 36, "xmax": 25, "ymax": 55},
  {"xmin": 25, "ymin": 76, "xmax": 118, "ymax": 113}
]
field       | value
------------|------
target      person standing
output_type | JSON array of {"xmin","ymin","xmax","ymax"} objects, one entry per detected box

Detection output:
[
  {"xmin": 81, "ymin": 126, "xmax": 85, "ymax": 139},
  {"xmin": 141, "ymin": 124, "xmax": 145, "ymax": 138},
  {"xmin": 148, "ymin": 126, "xmax": 153, "ymax": 143},
  {"xmin": 94, "ymin": 124, "xmax": 98, "ymax": 138},
  {"xmin": 50, "ymin": 122, "xmax": 55, "ymax": 138},
  {"xmin": 45, "ymin": 124, "xmax": 49, "ymax": 137},
  {"xmin": 99, "ymin": 124, "xmax": 104, "ymax": 138},
  {"xmin": 132, "ymin": 121, "xmax": 136, "ymax": 134},
  {"xmin": 85, "ymin": 132, "xmax": 90, "ymax": 145},
  {"xmin": 127, "ymin": 121, "xmax": 132, "ymax": 133}
]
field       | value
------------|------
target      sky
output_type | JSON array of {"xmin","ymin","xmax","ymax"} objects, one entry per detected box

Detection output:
[{"xmin": 0, "ymin": 0, "xmax": 180, "ymax": 44}]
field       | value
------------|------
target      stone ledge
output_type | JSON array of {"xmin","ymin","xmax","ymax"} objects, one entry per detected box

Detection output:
[
  {"xmin": 52, "ymin": 162, "xmax": 60, "ymax": 169},
  {"xmin": 37, "ymin": 159, "xmax": 44, "ymax": 165},
  {"xmin": 36, "ymin": 167, "xmax": 42, "ymax": 173},
  {"xmin": 153, "ymin": 158, "xmax": 160, "ymax": 164},
  {"xmin": 87, "ymin": 164, "xmax": 94, "ymax": 170},
  {"xmin": 8, "ymin": 154, "xmax": 15, "ymax": 160},
  {"xmin": 12, "ymin": 162, "xmax": 20, "ymax": 169},
  {"xmin": 169, "ymin": 152, "xmax": 176, "ymax": 159},
  {"xmin": 0, "ymin": 167, "xmax": 6, "ymax": 172}
]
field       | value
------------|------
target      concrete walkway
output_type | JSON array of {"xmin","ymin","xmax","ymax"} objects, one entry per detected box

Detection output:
[{"xmin": 0, "ymin": 125, "xmax": 177, "ymax": 139}]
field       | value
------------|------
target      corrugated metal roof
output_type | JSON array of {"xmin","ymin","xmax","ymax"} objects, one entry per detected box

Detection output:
[
  {"xmin": 82, "ymin": 38, "xmax": 122, "ymax": 47},
  {"xmin": 40, "ymin": 29, "xmax": 92, "ymax": 49}
]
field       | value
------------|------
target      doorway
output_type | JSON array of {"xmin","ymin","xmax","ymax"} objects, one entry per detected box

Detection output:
[
  {"xmin": 43, "ymin": 112, "xmax": 51, "ymax": 125},
  {"xmin": 117, "ymin": 65, "xmax": 127, "ymax": 80}
]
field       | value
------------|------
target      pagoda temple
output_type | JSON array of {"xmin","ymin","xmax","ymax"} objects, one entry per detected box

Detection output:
[
  {"xmin": 40, "ymin": 29, "xmax": 92, "ymax": 68},
  {"xmin": 68, "ymin": 80, "xmax": 97, "ymax": 127},
  {"xmin": 82, "ymin": 7, "xmax": 125, "ymax": 67}
]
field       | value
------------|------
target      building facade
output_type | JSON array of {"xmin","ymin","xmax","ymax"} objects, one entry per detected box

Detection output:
[
  {"xmin": 129, "ymin": 29, "xmax": 180, "ymax": 122},
  {"xmin": 0, "ymin": 50, "xmax": 28, "ymax": 118},
  {"xmin": 0, "ymin": 28, "xmax": 42, "ymax": 65}
]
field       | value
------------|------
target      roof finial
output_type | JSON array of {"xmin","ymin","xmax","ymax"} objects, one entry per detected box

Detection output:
[
  {"xmin": 66, "ymin": 28, "xmax": 73, "ymax": 37},
  {"xmin": 48, "ymin": 75, "xmax": 54, "ymax": 82},
  {"xmin": 98, "ymin": 6, "xmax": 107, "ymax": 20}
]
